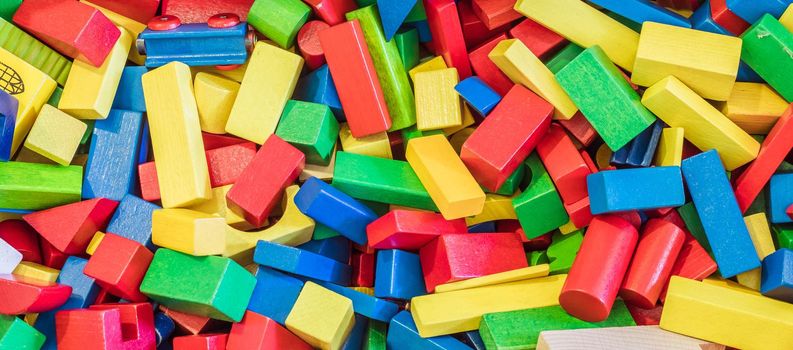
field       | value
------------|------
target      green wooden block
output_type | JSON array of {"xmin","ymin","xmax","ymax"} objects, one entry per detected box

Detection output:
[
  {"xmin": 0, "ymin": 17, "xmax": 72, "ymax": 85},
  {"xmin": 547, "ymin": 230, "xmax": 583, "ymax": 274},
  {"xmin": 677, "ymin": 202, "xmax": 714, "ymax": 256},
  {"xmin": 528, "ymin": 250, "xmax": 549, "ymax": 266},
  {"xmin": 0, "ymin": 315, "xmax": 45, "ymax": 349},
  {"xmin": 248, "ymin": 0, "xmax": 310, "ymax": 49},
  {"xmin": 80, "ymin": 120, "xmax": 95, "ymax": 145},
  {"xmin": 313, "ymin": 223, "xmax": 341, "ymax": 240},
  {"xmin": 364, "ymin": 320, "xmax": 387, "ymax": 350},
  {"xmin": 140, "ymin": 248, "xmax": 256, "ymax": 322},
  {"xmin": 401, "ymin": 125, "xmax": 443, "ymax": 145},
  {"xmin": 347, "ymin": 6, "xmax": 416, "ymax": 131},
  {"xmin": 404, "ymin": 1, "xmax": 427, "ymax": 22},
  {"xmin": 479, "ymin": 301, "xmax": 635, "ymax": 349},
  {"xmin": 0, "ymin": 0, "xmax": 21, "ymax": 21},
  {"xmin": 332, "ymin": 151, "xmax": 438, "ymax": 211},
  {"xmin": 488, "ymin": 164, "xmax": 525, "ymax": 196},
  {"xmin": 741, "ymin": 14, "xmax": 793, "ymax": 102},
  {"xmin": 394, "ymin": 29, "xmax": 420, "ymax": 72},
  {"xmin": 556, "ymin": 45, "xmax": 656, "ymax": 150},
  {"xmin": 47, "ymin": 86, "xmax": 63, "ymax": 107},
  {"xmin": 774, "ymin": 224, "xmax": 793, "ymax": 250},
  {"xmin": 512, "ymin": 154, "xmax": 568, "ymax": 239},
  {"xmin": 0, "ymin": 161, "xmax": 82, "ymax": 210},
  {"xmin": 276, "ymin": 100, "xmax": 339, "ymax": 165},
  {"xmin": 545, "ymin": 43, "xmax": 584, "ymax": 74}
]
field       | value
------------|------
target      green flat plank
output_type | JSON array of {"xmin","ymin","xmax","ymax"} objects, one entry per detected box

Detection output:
[
  {"xmin": 512, "ymin": 154, "xmax": 568, "ymax": 239},
  {"xmin": 0, "ymin": 161, "xmax": 82, "ymax": 210},
  {"xmin": 741, "ymin": 14, "xmax": 793, "ymax": 102},
  {"xmin": 0, "ymin": 17, "xmax": 71, "ymax": 85}
]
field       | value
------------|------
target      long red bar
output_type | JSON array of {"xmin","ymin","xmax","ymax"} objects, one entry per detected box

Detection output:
[{"xmin": 425, "ymin": 0, "xmax": 473, "ymax": 79}]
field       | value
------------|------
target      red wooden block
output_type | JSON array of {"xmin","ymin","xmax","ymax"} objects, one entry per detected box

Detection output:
[
  {"xmin": 425, "ymin": 0, "xmax": 472, "ymax": 78},
  {"xmin": 56, "ymin": 309, "xmax": 124, "ymax": 350},
  {"xmin": 564, "ymin": 197, "xmax": 593, "ymax": 229},
  {"xmin": 461, "ymin": 85, "xmax": 553, "ymax": 192},
  {"xmin": 671, "ymin": 0, "xmax": 701, "ymax": 11},
  {"xmin": 469, "ymin": 34, "xmax": 514, "ymax": 96},
  {"xmin": 85, "ymin": 0, "xmax": 161, "ymax": 23},
  {"xmin": 206, "ymin": 142, "xmax": 257, "ymax": 188},
  {"xmin": 787, "ymin": 204, "xmax": 793, "ymax": 220},
  {"xmin": 40, "ymin": 240, "xmax": 69, "ymax": 270},
  {"xmin": 734, "ymin": 105, "xmax": 793, "ymax": 213},
  {"xmin": 521, "ymin": 230, "xmax": 553, "ymax": 251},
  {"xmin": 536, "ymin": 124, "xmax": 592, "ymax": 205},
  {"xmin": 619, "ymin": 219, "xmax": 685, "ymax": 309},
  {"xmin": 558, "ymin": 112, "xmax": 598, "ymax": 147},
  {"xmin": 226, "ymin": 135, "xmax": 304, "ymax": 228},
  {"xmin": 161, "ymin": 0, "xmax": 254, "ymax": 23},
  {"xmin": 419, "ymin": 233, "xmax": 528, "ymax": 292},
  {"xmin": 559, "ymin": 215, "xmax": 638, "ymax": 322},
  {"xmin": 202, "ymin": 132, "xmax": 248, "ymax": 151},
  {"xmin": 319, "ymin": 20, "xmax": 392, "ymax": 137},
  {"xmin": 659, "ymin": 238, "xmax": 717, "ymax": 303},
  {"xmin": 138, "ymin": 162, "xmax": 161, "ymax": 202},
  {"xmin": 160, "ymin": 306, "xmax": 216, "ymax": 335},
  {"xmin": 94, "ymin": 288, "xmax": 122, "ymax": 305},
  {"xmin": 508, "ymin": 18, "xmax": 567, "ymax": 60},
  {"xmin": 458, "ymin": 0, "xmax": 511, "ymax": 49},
  {"xmin": 626, "ymin": 303, "xmax": 663, "ymax": 326},
  {"xmin": 614, "ymin": 211, "xmax": 643, "ymax": 230},
  {"xmin": 303, "ymin": 0, "xmax": 357, "ymax": 25},
  {"xmin": 90, "ymin": 303, "xmax": 156, "ymax": 350},
  {"xmin": 580, "ymin": 150, "xmax": 597, "ymax": 173},
  {"xmin": 471, "ymin": 0, "xmax": 522, "ymax": 30},
  {"xmin": 23, "ymin": 198, "xmax": 118, "ymax": 255},
  {"xmin": 13, "ymin": 0, "xmax": 121, "ymax": 67},
  {"xmin": 227, "ymin": 311, "xmax": 312, "ymax": 350},
  {"xmin": 297, "ymin": 20, "xmax": 329, "ymax": 71},
  {"xmin": 0, "ymin": 274, "xmax": 71, "ymax": 314},
  {"xmin": 351, "ymin": 251, "xmax": 375, "ymax": 287},
  {"xmin": 174, "ymin": 334, "xmax": 228, "ymax": 350},
  {"xmin": 0, "ymin": 219, "xmax": 41, "ymax": 263},
  {"xmin": 710, "ymin": 0, "xmax": 749, "ymax": 35},
  {"xmin": 366, "ymin": 209, "xmax": 468, "ymax": 250},
  {"xmin": 84, "ymin": 233, "xmax": 153, "ymax": 302}
]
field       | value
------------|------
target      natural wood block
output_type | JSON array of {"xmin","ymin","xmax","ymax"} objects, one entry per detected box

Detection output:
[
  {"xmin": 537, "ymin": 326, "xmax": 726, "ymax": 350},
  {"xmin": 23, "ymin": 105, "xmax": 86, "ymax": 165},
  {"xmin": 716, "ymin": 82, "xmax": 789, "ymax": 134},
  {"xmin": 194, "ymin": 72, "xmax": 239, "ymax": 134},
  {"xmin": 285, "ymin": 282, "xmax": 354, "ymax": 350},
  {"xmin": 414, "ymin": 68, "xmax": 461, "ymax": 131},
  {"xmin": 654, "ymin": 127, "xmax": 685, "ymax": 166}
]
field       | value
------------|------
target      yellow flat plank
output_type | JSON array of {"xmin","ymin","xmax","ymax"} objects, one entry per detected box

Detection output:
[
  {"xmin": 779, "ymin": 4, "xmax": 793, "ymax": 32},
  {"xmin": 660, "ymin": 276, "xmax": 793, "ymax": 350},
  {"xmin": 408, "ymin": 56, "xmax": 447, "ymax": 83},
  {"xmin": 23, "ymin": 105, "xmax": 86, "ymax": 165},
  {"xmin": 194, "ymin": 72, "xmax": 240, "ymax": 134},
  {"xmin": 338, "ymin": 123, "xmax": 392, "ymax": 159},
  {"xmin": 410, "ymin": 274, "xmax": 566, "ymax": 337},
  {"xmin": 641, "ymin": 76, "xmax": 760, "ymax": 170},
  {"xmin": 434, "ymin": 265, "xmax": 550, "ymax": 293},
  {"xmin": 716, "ymin": 82, "xmax": 789, "ymax": 135},
  {"xmin": 654, "ymin": 127, "xmax": 684, "ymax": 167},
  {"xmin": 81, "ymin": 0, "xmax": 146, "ymax": 65},
  {"xmin": 415, "ymin": 68, "xmax": 462, "ymax": 131},
  {"xmin": 736, "ymin": 213, "xmax": 776, "ymax": 290},
  {"xmin": 12, "ymin": 261, "xmax": 59, "ymax": 283},
  {"xmin": 406, "ymin": 134, "xmax": 485, "ymax": 219},
  {"xmin": 286, "ymin": 282, "xmax": 354, "ymax": 350},
  {"xmin": 514, "ymin": 0, "xmax": 639, "ymax": 70},
  {"xmin": 489, "ymin": 39, "xmax": 577, "ymax": 119},
  {"xmin": 59, "ymin": 27, "xmax": 131, "ymax": 119},
  {"xmin": 465, "ymin": 193, "xmax": 518, "ymax": 226},
  {"xmin": 537, "ymin": 326, "xmax": 726, "ymax": 350},
  {"xmin": 225, "ymin": 42, "xmax": 303, "ymax": 144},
  {"xmin": 142, "ymin": 62, "xmax": 211, "ymax": 208},
  {"xmin": 152, "ymin": 208, "xmax": 226, "ymax": 256}
]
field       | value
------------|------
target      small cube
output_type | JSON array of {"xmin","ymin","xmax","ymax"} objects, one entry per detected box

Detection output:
[
  {"xmin": 761, "ymin": 248, "xmax": 793, "ymax": 303},
  {"xmin": 285, "ymin": 281, "xmax": 355, "ymax": 350},
  {"xmin": 276, "ymin": 100, "xmax": 339, "ymax": 165},
  {"xmin": 454, "ymin": 77, "xmax": 502, "ymax": 116},
  {"xmin": 23, "ymin": 105, "xmax": 86, "ymax": 165}
]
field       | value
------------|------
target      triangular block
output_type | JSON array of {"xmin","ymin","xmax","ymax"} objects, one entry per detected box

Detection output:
[{"xmin": 23, "ymin": 198, "xmax": 118, "ymax": 254}]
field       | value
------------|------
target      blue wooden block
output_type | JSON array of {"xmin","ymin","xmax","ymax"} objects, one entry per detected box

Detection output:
[
  {"xmin": 83, "ymin": 109, "xmax": 144, "ymax": 201},
  {"xmin": 253, "ymin": 240, "xmax": 352, "ymax": 285},
  {"xmin": 295, "ymin": 177, "xmax": 378, "ymax": 245},
  {"xmin": 610, "ymin": 120, "xmax": 663, "ymax": 167},
  {"xmin": 293, "ymin": 64, "xmax": 344, "ymax": 120},
  {"xmin": 341, "ymin": 314, "xmax": 368, "ymax": 350},
  {"xmin": 681, "ymin": 149, "xmax": 760, "ymax": 278},
  {"xmin": 0, "ymin": 90, "xmax": 17, "ymax": 162},
  {"xmin": 153, "ymin": 311, "xmax": 175, "ymax": 347},
  {"xmin": 455, "ymin": 331, "xmax": 486, "ymax": 350},
  {"xmin": 409, "ymin": 20, "xmax": 433, "ymax": 43},
  {"xmin": 726, "ymin": 0, "xmax": 792, "ymax": 23},
  {"xmin": 138, "ymin": 119, "xmax": 150, "ymax": 165},
  {"xmin": 0, "ymin": 208, "xmax": 32, "ymax": 215},
  {"xmin": 387, "ymin": 311, "xmax": 471, "ymax": 350},
  {"xmin": 761, "ymin": 248, "xmax": 793, "ymax": 303},
  {"xmin": 587, "ymin": 166, "xmax": 685, "ymax": 214},
  {"xmin": 590, "ymin": 0, "xmax": 691, "ymax": 27},
  {"xmin": 106, "ymin": 193, "xmax": 160, "ymax": 250},
  {"xmin": 297, "ymin": 236, "xmax": 351, "ymax": 263},
  {"xmin": 454, "ymin": 77, "xmax": 502, "ymax": 116},
  {"xmin": 377, "ymin": 0, "xmax": 417, "ymax": 41},
  {"xmin": 770, "ymin": 174, "xmax": 793, "ymax": 224},
  {"xmin": 737, "ymin": 62, "xmax": 763, "ymax": 83},
  {"xmin": 247, "ymin": 266, "xmax": 304, "ymax": 324},
  {"xmin": 138, "ymin": 22, "xmax": 250, "ymax": 67},
  {"xmin": 112, "ymin": 66, "xmax": 147, "ymax": 112},
  {"xmin": 318, "ymin": 281, "xmax": 400, "ymax": 322},
  {"xmin": 468, "ymin": 221, "xmax": 496, "ymax": 233},
  {"xmin": 374, "ymin": 249, "xmax": 426, "ymax": 300}
]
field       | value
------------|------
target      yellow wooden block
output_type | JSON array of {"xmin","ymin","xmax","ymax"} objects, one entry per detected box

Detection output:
[
  {"xmin": 24, "ymin": 313, "xmax": 38, "ymax": 326},
  {"xmin": 654, "ymin": 127, "xmax": 684, "ymax": 167},
  {"xmin": 59, "ymin": 27, "xmax": 131, "ymax": 119},
  {"xmin": 85, "ymin": 231, "xmax": 105, "ymax": 255},
  {"xmin": 152, "ymin": 209, "xmax": 225, "ymax": 256},
  {"xmin": 192, "ymin": 61, "xmax": 249, "ymax": 83},
  {"xmin": 559, "ymin": 220, "xmax": 579, "ymax": 235},
  {"xmin": 715, "ymin": 83, "xmax": 789, "ymax": 135},
  {"xmin": 489, "ymin": 39, "xmax": 577, "ymax": 120},
  {"xmin": 414, "ymin": 68, "xmax": 462, "ymax": 131},
  {"xmin": 449, "ymin": 127, "xmax": 475, "ymax": 154},
  {"xmin": 736, "ymin": 213, "xmax": 776, "ymax": 290},
  {"xmin": 23, "ymin": 105, "xmax": 87, "ymax": 165},
  {"xmin": 142, "ymin": 62, "xmax": 212, "ymax": 208},
  {"xmin": 514, "ymin": 0, "xmax": 639, "ymax": 70},
  {"xmin": 350, "ymin": 287, "xmax": 374, "ymax": 296},
  {"xmin": 300, "ymin": 144, "xmax": 337, "ymax": 181},
  {"xmin": 779, "ymin": 4, "xmax": 793, "ymax": 32},
  {"xmin": 702, "ymin": 277, "xmax": 761, "ymax": 296},
  {"xmin": 81, "ymin": 0, "xmax": 146, "ymax": 65},
  {"xmin": 537, "ymin": 326, "xmax": 726, "ymax": 350},
  {"xmin": 194, "ymin": 73, "xmax": 240, "ymax": 134},
  {"xmin": 0, "ymin": 48, "xmax": 56, "ymax": 154},
  {"xmin": 406, "ymin": 134, "xmax": 485, "ymax": 219},
  {"xmin": 660, "ymin": 276, "xmax": 793, "ymax": 350},
  {"xmin": 286, "ymin": 281, "xmax": 355, "ymax": 350},
  {"xmin": 465, "ymin": 193, "xmax": 517, "ymax": 226},
  {"xmin": 338, "ymin": 123, "xmax": 392, "ymax": 159},
  {"xmin": 12, "ymin": 261, "xmax": 59, "ymax": 283},
  {"xmin": 443, "ymin": 104, "xmax": 475, "ymax": 136},
  {"xmin": 641, "ymin": 76, "xmax": 760, "ymax": 170},
  {"xmin": 225, "ymin": 42, "xmax": 303, "ymax": 144},
  {"xmin": 408, "ymin": 56, "xmax": 447, "ymax": 83},
  {"xmin": 632, "ymin": 22, "xmax": 741, "ymax": 101},
  {"xmin": 595, "ymin": 143, "xmax": 613, "ymax": 170},
  {"xmin": 187, "ymin": 185, "xmax": 252, "ymax": 230},
  {"xmin": 434, "ymin": 265, "xmax": 550, "ymax": 293},
  {"xmin": 410, "ymin": 274, "xmax": 566, "ymax": 337}
]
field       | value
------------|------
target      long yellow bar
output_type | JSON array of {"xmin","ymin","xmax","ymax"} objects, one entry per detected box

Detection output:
[
  {"xmin": 660, "ymin": 276, "xmax": 793, "ymax": 350},
  {"xmin": 414, "ymin": 68, "xmax": 462, "ymax": 131},
  {"xmin": 641, "ymin": 76, "xmax": 760, "ymax": 170},
  {"xmin": 12, "ymin": 261, "xmax": 59, "ymax": 283},
  {"xmin": 434, "ymin": 265, "xmax": 550, "ymax": 293},
  {"xmin": 152, "ymin": 209, "xmax": 226, "ymax": 256},
  {"xmin": 736, "ymin": 213, "xmax": 776, "ymax": 290},
  {"xmin": 654, "ymin": 127, "xmax": 684, "ymax": 167},
  {"xmin": 142, "ymin": 62, "xmax": 211, "ymax": 208},
  {"xmin": 410, "ymin": 274, "xmax": 566, "ymax": 337}
]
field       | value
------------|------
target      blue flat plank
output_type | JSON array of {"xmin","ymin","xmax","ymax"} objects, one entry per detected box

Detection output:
[
  {"xmin": 253, "ymin": 240, "xmax": 352, "ymax": 285},
  {"xmin": 294, "ymin": 177, "xmax": 378, "ymax": 245},
  {"xmin": 83, "ymin": 109, "xmax": 143, "ymax": 201},
  {"xmin": 587, "ymin": 166, "xmax": 685, "ymax": 214}
]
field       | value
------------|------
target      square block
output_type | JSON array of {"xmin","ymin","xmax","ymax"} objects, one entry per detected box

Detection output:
[
  {"xmin": 84, "ymin": 233, "xmax": 153, "ymax": 302},
  {"xmin": 23, "ymin": 105, "xmax": 86, "ymax": 165},
  {"xmin": 276, "ymin": 100, "xmax": 339, "ymax": 165},
  {"xmin": 285, "ymin": 281, "xmax": 354, "ymax": 350}
]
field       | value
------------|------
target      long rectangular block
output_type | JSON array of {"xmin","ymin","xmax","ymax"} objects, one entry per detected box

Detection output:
[
  {"xmin": 590, "ymin": 0, "xmax": 691, "ymax": 27},
  {"xmin": 655, "ymin": 127, "xmax": 685, "ymax": 166},
  {"xmin": 537, "ymin": 326, "xmax": 726, "ymax": 350},
  {"xmin": 424, "ymin": 0, "xmax": 472, "ymax": 78},
  {"xmin": 718, "ymin": 82, "xmax": 789, "ymax": 135},
  {"xmin": 587, "ymin": 167, "xmax": 685, "ymax": 214},
  {"xmin": 83, "ymin": 109, "xmax": 143, "ymax": 201},
  {"xmin": 254, "ymin": 240, "xmax": 351, "ymax": 286},
  {"xmin": 0, "ymin": 161, "xmax": 81, "ymax": 210},
  {"xmin": 741, "ymin": 15, "xmax": 793, "ymax": 102},
  {"xmin": 0, "ymin": 17, "xmax": 71, "ymax": 85},
  {"xmin": 414, "ymin": 68, "xmax": 461, "ymax": 130}
]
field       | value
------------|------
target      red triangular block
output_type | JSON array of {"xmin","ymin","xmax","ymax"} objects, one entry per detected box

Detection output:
[{"xmin": 23, "ymin": 198, "xmax": 118, "ymax": 255}]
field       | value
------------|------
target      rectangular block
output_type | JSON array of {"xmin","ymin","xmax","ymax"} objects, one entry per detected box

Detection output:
[
  {"xmin": 587, "ymin": 167, "xmax": 685, "ymax": 214},
  {"xmin": 655, "ymin": 127, "xmax": 685, "ymax": 166},
  {"xmin": 424, "ymin": 0, "xmax": 472, "ymax": 78},
  {"xmin": 435, "ymin": 265, "xmax": 550, "ymax": 293},
  {"xmin": 0, "ymin": 17, "xmax": 71, "ymax": 85},
  {"xmin": 82, "ymin": 1, "xmax": 148, "ymax": 66},
  {"xmin": 83, "ymin": 110, "xmax": 144, "ymax": 201},
  {"xmin": 536, "ymin": 124, "xmax": 591, "ymax": 205},
  {"xmin": 741, "ymin": 15, "xmax": 793, "ymax": 102},
  {"xmin": 286, "ymin": 282, "xmax": 354, "ymax": 350},
  {"xmin": 414, "ymin": 68, "xmax": 461, "ymax": 131},
  {"xmin": 718, "ymin": 83, "xmax": 789, "ymax": 135},
  {"xmin": 537, "ymin": 325, "xmax": 725, "ymax": 350},
  {"xmin": 0, "ymin": 161, "xmax": 81, "ymax": 210}
]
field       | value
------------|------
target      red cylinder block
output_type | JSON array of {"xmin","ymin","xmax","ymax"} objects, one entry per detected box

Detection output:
[
  {"xmin": 619, "ymin": 219, "xmax": 685, "ymax": 309},
  {"xmin": 559, "ymin": 215, "xmax": 638, "ymax": 322},
  {"xmin": 297, "ymin": 20, "xmax": 329, "ymax": 71}
]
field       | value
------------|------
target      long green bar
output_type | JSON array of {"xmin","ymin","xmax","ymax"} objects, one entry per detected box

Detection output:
[
  {"xmin": 0, "ymin": 161, "xmax": 82, "ymax": 210},
  {"xmin": 0, "ymin": 17, "xmax": 71, "ymax": 85},
  {"xmin": 741, "ymin": 14, "xmax": 793, "ymax": 102}
]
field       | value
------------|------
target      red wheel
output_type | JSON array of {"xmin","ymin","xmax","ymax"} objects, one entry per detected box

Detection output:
[
  {"xmin": 208, "ymin": 13, "xmax": 241, "ymax": 28},
  {"xmin": 148, "ymin": 15, "xmax": 181, "ymax": 31},
  {"xmin": 215, "ymin": 64, "xmax": 241, "ymax": 71}
]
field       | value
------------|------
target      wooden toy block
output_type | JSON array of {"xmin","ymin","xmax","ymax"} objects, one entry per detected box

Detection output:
[
  {"xmin": 153, "ymin": 311, "xmax": 175, "ymax": 347},
  {"xmin": 377, "ymin": 0, "xmax": 416, "ymax": 40},
  {"xmin": 681, "ymin": 149, "xmax": 760, "ymax": 278},
  {"xmin": 23, "ymin": 105, "xmax": 86, "ymax": 165},
  {"xmin": 642, "ymin": 76, "xmax": 760, "ymax": 170},
  {"xmin": 340, "ymin": 314, "xmax": 367, "ymax": 350},
  {"xmin": 0, "ymin": 0, "xmax": 21, "ymax": 21},
  {"xmin": 661, "ymin": 276, "xmax": 793, "ymax": 349},
  {"xmin": 296, "ymin": 237, "xmax": 350, "ymax": 264},
  {"xmin": 105, "ymin": 194, "xmax": 159, "ymax": 249},
  {"xmin": 151, "ymin": 209, "xmax": 226, "ymax": 256},
  {"xmin": 320, "ymin": 21, "xmax": 392, "ymax": 137},
  {"xmin": 23, "ymin": 198, "xmax": 117, "ymax": 255},
  {"xmin": 0, "ymin": 91, "xmax": 15, "ymax": 162},
  {"xmin": 0, "ymin": 314, "xmax": 45, "ymax": 349},
  {"xmin": 247, "ymin": 266, "xmax": 304, "ymax": 325},
  {"xmin": 254, "ymin": 240, "xmax": 351, "ymax": 285},
  {"xmin": 293, "ymin": 65, "xmax": 343, "ymax": 119},
  {"xmin": 547, "ymin": 230, "xmax": 583, "ymax": 274},
  {"xmin": 228, "ymin": 311, "xmax": 311, "ymax": 350},
  {"xmin": 364, "ymin": 319, "xmax": 386, "ymax": 349},
  {"xmin": 454, "ymin": 77, "xmax": 501, "ymax": 116},
  {"xmin": 0, "ymin": 17, "xmax": 71, "ymax": 86},
  {"xmin": 587, "ymin": 167, "xmax": 685, "ymax": 214},
  {"xmin": 770, "ymin": 174, "xmax": 793, "ymax": 224},
  {"xmin": 88, "ymin": 302, "xmax": 155, "ymax": 349},
  {"xmin": 456, "ymin": 0, "xmax": 506, "ymax": 49},
  {"xmin": 174, "ymin": 334, "xmax": 228, "ymax": 350},
  {"xmin": 386, "ymin": 311, "xmax": 470, "ymax": 350},
  {"xmin": 512, "ymin": 153, "xmax": 569, "ymax": 239},
  {"xmin": 294, "ymin": 177, "xmax": 375, "ymax": 245},
  {"xmin": 408, "ymin": 56, "xmax": 448, "ymax": 83},
  {"xmin": 84, "ymin": 233, "xmax": 153, "ymax": 302},
  {"xmin": 559, "ymin": 215, "xmax": 638, "ymax": 322},
  {"xmin": 406, "ymin": 135, "xmax": 485, "ymax": 219},
  {"xmin": 300, "ymin": 143, "xmax": 338, "ymax": 182},
  {"xmin": 414, "ymin": 68, "xmax": 462, "ymax": 130},
  {"xmin": 726, "ymin": 0, "xmax": 791, "ymax": 23},
  {"xmin": 285, "ymin": 281, "xmax": 354, "ymax": 350},
  {"xmin": 468, "ymin": 35, "xmax": 513, "ymax": 96},
  {"xmin": 742, "ymin": 15, "xmax": 793, "ymax": 102},
  {"xmin": 591, "ymin": 0, "xmax": 691, "ymax": 28},
  {"xmin": 435, "ymin": 265, "xmax": 550, "ymax": 293},
  {"xmin": 140, "ymin": 17, "xmax": 250, "ymax": 67},
  {"xmin": 319, "ymin": 281, "xmax": 400, "ymax": 322},
  {"xmin": 302, "ymin": 0, "xmax": 355, "ymax": 26},
  {"xmin": 471, "ymin": 0, "xmax": 520, "ymax": 30},
  {"xmin": 465, "ymin": 193, "xmax": 517, "ymax": 226},
  {"xmin": 351, "ymin": 251, "xmax": 374, "ymax": 287},
  {"xmin": 55, "ymin": 309, "xmax": 123, "ymax": 350},
  {"xmin": 136, "ymin": 161, "xmax": 159, "ymax": 201},
  {"xmin": 717, "ymin": 82, "xmax": 788, "ymax": 135},
  {"xmin": 0, "ymin": 220, "xmax": 41, "ymax": 263},
  {"xmin": 761, "ymin": 248, "xmax": 793, "ymax": 302},
  {"xmin": 710, "ymin": 0, "xmax": 749, "ymax": 35},
  {"xmin": 394, "ymin": 28, "xmax": 420, "ymax": 71},
  {"xmin": 297, "ymin": 20, "xmax": 328, "ymax": 71},
  {"xmin": 609, "ymin": 120, "xmax": 663, "ymax": 167},
  {"xmin": 462, "ymin": 85, "xmax": 551, "ymax": 191},
  {"xmin": 0, "ymin": 274, "xmax": 71, "ymax": 314},
  {"xmin": 556, "ymin": 46, "xmax": 656, "ymax": 151},
  {"xmin": 188, "ymin": 185, "xmax": 251, "ymax": 229},
  {"xmin": 535, "ymin": 124, "xmax": 591, "ymax": 205},
  {"xmin": 537, "ymin": 325, "xmax": 725, "ymax": 350},
  {"xmin": 275, "ymin": 100, "xmax": 338, "ymax": 165},
  {"xmin": 373, "ymin": 249, "xmax": 426, "ymax": 300},
  {"xmin": 0, "ymin": 237, "xmax": 21, "ymax": 273},
  {"xmin": 204, "ymin": 142, "xmax": 257, "ymax": 187},
  {"xmin": 83, "ymin": 109, "xmax": 143, "ymax": 201},
  {"xmin": 655, "ymin": 127, "xmax": 684, "ymax": 167},
  {"xmin": 509, "ymin": 19, "xmax": 566, "ymax": 61},
  {"xmin": 489, "ymin": 39, "xmax": 577, "ymax": 120},
  {"xmin": 161, "ymin": 0, "xmax": 253, "ymax": 23},
  {"xmin": 80, "ymin": 0, "xmax": 146, "ymax": 66},
  {"xmin": 424, "ymin": 0, "xmax": 471, "ymax": 78},
  {"xmin": 675, "ymin": 203, "xmax": 714, "ymax": 254},
  {"xmin": 0, "ymin": 162, "xmax": 81, "ymax": 210},
  {"xmin": 83, "ymin": 0, "xmax": 159, "ymax": 24},
  {"xmin": 338, "ymin": 124, "xmax": 393, "ymax": 159},
  {"xmin": 488, "ymin": 163, "xmax": 525, "ymax": 196},
  {"xmin": 545, "ymin": 43, "xmax": 584, "ymax": 75},
  {"xmin": 158, "ymin": 305, "xmax": 215, "ymax": 335},
  {"xmin": 365, "ymin": 209, "xmax": 466, "ymax": 250},
  {"xmin": 248, "ymin": 0, "xmax": 310, "ymax": 48},
  {"xmin": 193, "ymin": 73, "xmax": 239, "ymax": 135},
  {"xmin": 13, "ymin": 262, "xmax": 58, "ymax": 283}
]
